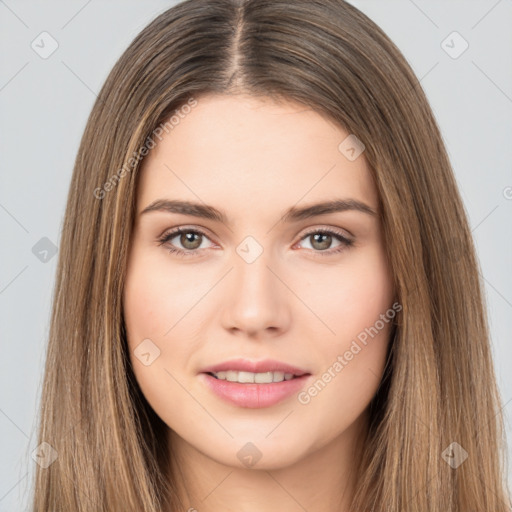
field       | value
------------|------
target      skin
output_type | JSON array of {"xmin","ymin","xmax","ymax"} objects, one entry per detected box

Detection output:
[{"xmin": 123, "ymin": 93, "xmax": 395, "ymax": 512}]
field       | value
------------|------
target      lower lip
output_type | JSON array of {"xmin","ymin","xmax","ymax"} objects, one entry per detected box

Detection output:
[{"xmin": 200, "ymin": 373, "xmax": 311, "ymax": 408}]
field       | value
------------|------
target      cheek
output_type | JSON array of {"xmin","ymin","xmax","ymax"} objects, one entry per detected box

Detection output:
[
  {"xmin": 122, "ymin": 248, "xmax": 210, "ymax": 389},
  {"xmin": 296, "ymin": 244, "xmax": 393, "ymax": 412},
  {"xmin": 300, "ymin": 243, "xmax": 393, "ymax": 343},
  {"xmin": 298, "ymin": 311, "xmax": 393, "ymax": 437},
  {"xmin": 123, "ymin": 267, "xmax": 165, "ymax": 345},
  {"xmin": 336, "ymin": 252, "xmax": 393, "ymax": 374},
  {"xmin": 123, "ymin": 254, "xmax": 187, "ymax": 420},
  {"xmin": 123, "ymin": 247, "xmax": 198, "ymax": 345},
  {"xmin": 122, "ymin": 248, "xmax": 183, "ymax": 399}
]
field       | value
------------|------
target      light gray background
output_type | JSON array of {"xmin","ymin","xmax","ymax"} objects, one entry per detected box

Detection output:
[{"xmin": 1, "ymin": 1, "xmax": 511, "ymax": 509}]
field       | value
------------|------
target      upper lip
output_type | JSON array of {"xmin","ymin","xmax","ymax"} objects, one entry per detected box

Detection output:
[{"xmin": 200, "ymin": 358, "xmax": 310, "ymax": 376}]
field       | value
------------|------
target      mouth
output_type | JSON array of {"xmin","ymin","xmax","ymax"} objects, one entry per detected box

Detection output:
[
  {"xmin": 199, "ymin": 358, "xmax": 312, "ymax": 408},
  {"xmin": 200, "ymin": 369, "xmax": 312, "ymax": 408},
  {"xmin": 205, "ymin": 370, "xmax": 305, "ymax": 384},
  {"xmin": 200, "ymin": 358, "xmax": 309, "ymax": 378}
]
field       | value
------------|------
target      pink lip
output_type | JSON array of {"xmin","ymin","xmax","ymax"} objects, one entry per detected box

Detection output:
[
  {"xmin": 199, "ymin": 373, "xmax": 312, "ymax": 408},
  {"xmin": 200, "ymin": 358, "xmax": 309, "ymax": 376},
  {"xmin": 199, "ymin": 358, "xmax": 312, "ymax": 408}
]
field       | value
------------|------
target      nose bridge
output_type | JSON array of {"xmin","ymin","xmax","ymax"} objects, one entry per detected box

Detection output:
[
  {"xmin": 233, "ymin": 236, "xmax": 276, "ymax": 302},
  {"xmin": 220, "ymin": 235, "xmax": 289, "ymax": 336}
]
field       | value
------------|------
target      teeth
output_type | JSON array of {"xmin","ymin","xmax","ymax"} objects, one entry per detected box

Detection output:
[{"xmin": 212, "ymin": 371, "xmax": 296, "ymax": 383}]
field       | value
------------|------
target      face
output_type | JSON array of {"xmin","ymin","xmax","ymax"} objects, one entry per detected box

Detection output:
[{"xmin": 123, "ymin": 93, "xmax": 395, "ymax": 471}]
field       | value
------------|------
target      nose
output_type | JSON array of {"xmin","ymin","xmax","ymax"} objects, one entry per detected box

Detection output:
[{"xmin": 220, "ymin": 247, "xmax": 291, "ymax": 339}]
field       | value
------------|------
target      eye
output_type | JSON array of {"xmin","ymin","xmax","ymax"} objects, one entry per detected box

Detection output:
[
  {"xmin": 157, "ymin": 226, "xmax": 354, "ymax": 258},
  {"xmin": 295, "ymin": 228, "xmax": 354, "ymax": 256},
  {"xmin": 157, "ymin": 227, "xmax": 214, "ymax": 257}
]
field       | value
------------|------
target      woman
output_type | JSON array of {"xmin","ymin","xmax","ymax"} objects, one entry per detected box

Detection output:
[{"xmin": 31, "ymin": 0, "xmax": 511, "ymax": 510}]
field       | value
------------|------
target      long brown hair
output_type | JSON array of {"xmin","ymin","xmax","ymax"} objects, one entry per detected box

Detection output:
[{"xmin": 31, "ymin": 0, "xmax": 511, "ymax": 510}]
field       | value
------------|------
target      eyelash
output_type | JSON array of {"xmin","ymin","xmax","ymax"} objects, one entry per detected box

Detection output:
[{"xmin": 157, "ymin": 226, "xmax": 354, "ymax": 258}]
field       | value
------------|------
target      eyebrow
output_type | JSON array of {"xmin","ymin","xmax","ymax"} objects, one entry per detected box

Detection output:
[{"xmin": 139, "ymin": 198, "xmax": 377, "ymax": 224}]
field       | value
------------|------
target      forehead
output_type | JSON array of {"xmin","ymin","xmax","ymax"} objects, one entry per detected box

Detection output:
[{"xmin": 136, "ymin": 94, "xmax": 377, "ymax": 217}]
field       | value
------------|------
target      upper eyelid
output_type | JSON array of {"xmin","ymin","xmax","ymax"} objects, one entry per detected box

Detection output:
[
  {"xmin": 160, "ymin": 226, "xmax": 215, "ymax": 243},
  {"xmin": 300, "ymin": 225, "xmax": 353, "ymax": 240}
]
